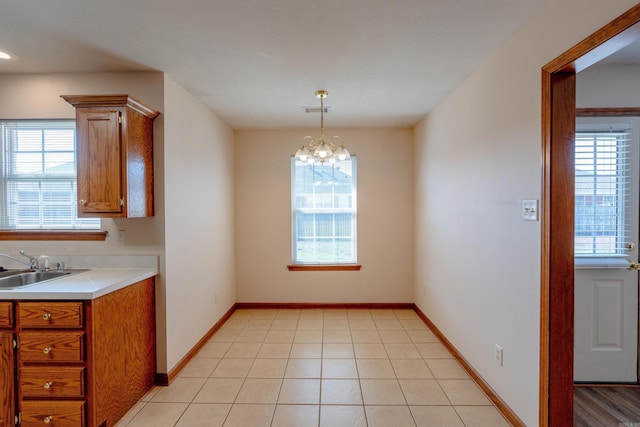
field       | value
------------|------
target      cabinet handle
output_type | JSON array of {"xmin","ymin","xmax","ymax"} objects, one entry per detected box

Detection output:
[
  {"xmin": 42, "ymin": 312, "xmax": 52, "ymax": 320},
  {"xmin": 43, "ymin": 346, "xmax": 52, "ymax": 354},
  {"xmin": 43, "ymin": 381, "xmax": 53, "ymax": 389},
  {"xmin": 79, "ymin": 199, "xmax": 86, "ymax": 206},
  {"xmin": 43, "ymin": 416, "xmax": 53, "ymax": 424}
]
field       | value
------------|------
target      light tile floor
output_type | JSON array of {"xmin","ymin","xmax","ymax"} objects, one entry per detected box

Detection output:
[{"xmin": 116, "ymin": 308, "xmax": 511, "ymax": 427}]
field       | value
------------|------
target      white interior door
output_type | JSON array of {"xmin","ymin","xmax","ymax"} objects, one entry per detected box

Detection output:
[{"xmin": 574, "ymin": 116, "xmax": 640, "ymax": 383}]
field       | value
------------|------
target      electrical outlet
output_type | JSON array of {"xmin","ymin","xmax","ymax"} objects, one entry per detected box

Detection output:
[{"xmin": 494, "ymin": 344, "xmax": 503, "ymax": 366}]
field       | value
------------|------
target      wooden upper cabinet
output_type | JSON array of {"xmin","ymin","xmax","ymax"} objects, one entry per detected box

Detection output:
[{"xmin": 61, "ymin": 95, "xmax": 159, "ymax": 218}]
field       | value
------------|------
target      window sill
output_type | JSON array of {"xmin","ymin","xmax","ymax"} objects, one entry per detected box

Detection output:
[
  {"xmin": 0, "ymin": 230, "xmax": 108, "ymax": 241},
  {"xmin": 287, "ymin": 264, "xmax": 362, "ymax": 271}
]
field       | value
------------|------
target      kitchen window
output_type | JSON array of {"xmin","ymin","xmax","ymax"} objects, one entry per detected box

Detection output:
[
  {"xmin": 0, "ymin": 120, "xmax": 100, "ymax": 231},
  {"xmin": 290, "ymin": 157, "xmax": 357, "ymax": 266}
]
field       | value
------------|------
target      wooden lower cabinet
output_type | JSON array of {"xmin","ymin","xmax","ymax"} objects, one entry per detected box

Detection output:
[
  {"xmin": 19, "ymin": 332, "xmax": 84, "ymax": 363},
  {"xmin": 1, "ymin": 327, "xmax": 15, "ymax": 427},
  {"xmin": 19, "ymin": 401, "xmax": 85, "ymax": 427},
  {"xmin": 9, "ymin": 277, "xmax": 155, "ymax": 427},
  {"xmin": 20, "ymin": 367, "xmax": 85, "ymax": 399}
]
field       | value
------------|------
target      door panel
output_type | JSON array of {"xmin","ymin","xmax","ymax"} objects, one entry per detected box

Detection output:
[
  {"xmin": 593, "ymin": 279, "xmax": 624, "ymax": 349},
  {"xmin": 76, "ymin": 108, "xmax": 123, "ymax": 215},
  {"xmin": 574, "ymin": 116, "xmax": 640, "ymax": 383},
  {"xmin": 575, "ymin": 272, "xmax": 638, "ymax": 381}
]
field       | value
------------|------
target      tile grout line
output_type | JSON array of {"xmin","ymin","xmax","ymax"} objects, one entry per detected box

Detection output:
[
  {"xmin": 122, "ymin": 308, "xmax": 510, "ymax": 427},
  {"xmin": 350, "ymin": 312, "xmax": 368, "ymax": 427}
]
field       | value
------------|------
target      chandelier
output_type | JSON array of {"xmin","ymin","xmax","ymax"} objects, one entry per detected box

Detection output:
[{"xmin": 294, "ymin": 90, "xmax": 351, "ymax": 164}]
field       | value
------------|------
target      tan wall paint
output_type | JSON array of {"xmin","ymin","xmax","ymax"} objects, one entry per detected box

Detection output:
[
  {"xmin": 577, "ymin": 64, "xmax": 640, "ymax": 108},
  {"xmin": 163, "ymin": 75, "xmax": 235, "ymax": 370},
  {"xmin": 235, "ymin": 128, "xmax": 414, "ymax": 303},
  {"xmin": 413, "ymin": 0, "xmax": 639, "ymax": 424}
]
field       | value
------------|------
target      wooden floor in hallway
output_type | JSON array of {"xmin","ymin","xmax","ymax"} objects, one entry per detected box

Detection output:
[{"xmin": 574, "ymin": 385, "xmax": 640, "ymax": 426}]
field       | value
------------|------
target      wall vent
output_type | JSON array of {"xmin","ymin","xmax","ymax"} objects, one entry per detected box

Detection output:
[{"xmin": 303, "ymin": 106, "xmax": 332, "ymax": 113}]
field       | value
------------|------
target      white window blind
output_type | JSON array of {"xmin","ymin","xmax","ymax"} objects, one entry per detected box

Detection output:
[
  {"xmin": 291, "ymin": 157, "xmax": 357, "ymax": 264},
  {"xmin": 575, "ymin": 129, "xmax": 630, "ymax": 256},
  {"xmin": 0, "ymin": 120, "xmax": 100, "ymax": 230}
]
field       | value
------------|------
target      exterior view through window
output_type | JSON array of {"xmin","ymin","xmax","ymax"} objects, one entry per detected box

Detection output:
[
  {"xmin": 0, "ymin": 120, "xmax": 100, "ymax": 230},
  {"xmin": 575, "ymin": 129, "xmax": 630, "ymax": 256},
  {"xmin": 291, "ymin": 157, "xmax": 357, "ymax": 264}
]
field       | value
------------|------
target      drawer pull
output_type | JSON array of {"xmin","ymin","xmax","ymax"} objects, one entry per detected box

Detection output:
[
  {"xmin": 43, "ymin": 416, "xmax": 53, "ymax": 424},
  {"xmin": 43, "ymin": 346, "xmax": 52, "ymax": 355},
  {"xmin": 43, "ymin": 381, "xmax": 53, "ymax": 389},
  {"xmin": 42, "ymin": 312, "xmax": 52, "ymax": 320}
]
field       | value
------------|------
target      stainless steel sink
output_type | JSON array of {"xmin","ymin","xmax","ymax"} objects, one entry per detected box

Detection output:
[{"xmin": 0, "ymin": 269, "xmax": 87, "ymax": 289}]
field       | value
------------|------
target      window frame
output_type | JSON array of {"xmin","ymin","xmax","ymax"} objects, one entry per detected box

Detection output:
[
  {"xmin": 0, "ymin": 119, "xmax": 105, "ymax": 241},
  {"xmin": 289, "ymin": 156, "xmax": 360, "ymax": 269},
  {"xmin": 574, "ymin": 120, "xmax": 636, "ymax": 266}
]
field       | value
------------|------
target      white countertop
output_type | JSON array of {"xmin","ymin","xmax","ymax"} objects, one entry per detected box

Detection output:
[{"xmin": 0, "ymin": 268, "xmax": 158, "ymax": 300}]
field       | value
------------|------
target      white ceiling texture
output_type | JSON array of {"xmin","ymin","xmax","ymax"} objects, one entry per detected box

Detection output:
[{"xmin": 0, "ymin": 0, "xmax": 547, "ymax": 129}]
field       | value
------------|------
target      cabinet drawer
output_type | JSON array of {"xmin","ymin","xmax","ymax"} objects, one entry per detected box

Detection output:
[
  {"xmin": 20, "ymin": 366, "xmax": 85, "ymax": 398},
  {"xmin": 19, "ymin": 302, "xmax": 83, "ymax": 328},
  {"xmin": 20, "ymin": 332, "xmax": 84, "ymax": 363},
  {"xmin": 0, "ymin": 302, "xmax": 12, "ymax": 328},
  {"xmin": 20, "ymin": 400, "xmax": 85, "ymax": 427}
]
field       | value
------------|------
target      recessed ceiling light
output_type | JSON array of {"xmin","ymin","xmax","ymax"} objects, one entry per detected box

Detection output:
[{"xmin": 0, "ymin": 50, "xmax": 12, "ymax": 59}]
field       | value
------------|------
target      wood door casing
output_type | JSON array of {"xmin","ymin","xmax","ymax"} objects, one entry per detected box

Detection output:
[
  {"xmin": 76, "ymin": 108, "xmax": 123, "ymax": 216},
  {"xmin": 541, "ymin": 4, "xmax": 640, "ymax": 426}
]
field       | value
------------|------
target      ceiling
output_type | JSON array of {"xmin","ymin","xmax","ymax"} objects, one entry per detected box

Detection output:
[
  {"xmin": 0, "ymin": 0, "xmax": 546, "ymax": 130},
  {"xmin": 598, "ymin": 37, "xmax": 640, "ymax": 66}
]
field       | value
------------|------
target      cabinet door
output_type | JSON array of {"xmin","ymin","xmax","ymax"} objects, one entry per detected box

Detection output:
[
  {"xmin": 76, "ymin": 108, "xmax": 124, "ymax": 216},
  {"xmin": 0, "ymin": 302, "xmax": 12, "ymax": 327},
  {"xmin": 0, "ymin": 331, "xmax": 14, "ymax": 427}
]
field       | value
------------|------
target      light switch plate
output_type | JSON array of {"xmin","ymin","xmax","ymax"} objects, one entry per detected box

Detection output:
[{"xmin": 522, "ymin": 199, "xmax": 539, "ymax": 221}]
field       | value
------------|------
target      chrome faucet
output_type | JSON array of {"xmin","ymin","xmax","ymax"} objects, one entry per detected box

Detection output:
[
  {"xmin": 0, "ymin": 251, "xmax": 38, "ymax": 270},
  {"xmin": 20, "ymin": 251, "xmax": 39, "ymax": 270}
]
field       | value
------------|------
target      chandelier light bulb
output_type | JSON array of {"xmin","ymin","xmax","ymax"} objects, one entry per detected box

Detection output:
[
  {"xmin": 314, "ymin": 140, "xmax": 332, "ymax": 158},
  {"xmin": 295, "ymin": 145, "xmax": 312, "ymax": 162},
  {"xmin": 334, "ymin": 144, "xmax": 351, "ymax": 161}
]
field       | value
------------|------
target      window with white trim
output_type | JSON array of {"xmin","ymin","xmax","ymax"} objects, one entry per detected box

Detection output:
[
  {"xmin": 291, "ymin": 157, "xmax": 357, "ymax": 264},
  {"xmin": 0, "ymin": 120, "xmax": 100, "ymax": 230},
  {"xmin": 575, "ymin": 128, "xmax": 630, "ymax": 256}
]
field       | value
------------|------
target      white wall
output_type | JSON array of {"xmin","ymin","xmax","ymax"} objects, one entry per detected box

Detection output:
[
  {"xmin": 413, "ymin": 0, "xmax": 639, "ymax": 424},
  {"xmin": 235, "ymin": 128, "xmax": 414, "ymax": 303},
  {"xmin": 577, "ymin": 64, "xmax": 640, "ymax": 107},
  {"xmin": 163, "ymin": 75, "xmax": 236, "ymax": 370}
]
